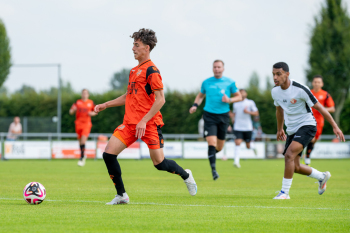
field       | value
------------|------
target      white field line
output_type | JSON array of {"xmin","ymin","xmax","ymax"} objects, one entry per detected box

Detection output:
[{"xmin": 1, "ymin": 197, "xmax": 349, "ymax": 211}]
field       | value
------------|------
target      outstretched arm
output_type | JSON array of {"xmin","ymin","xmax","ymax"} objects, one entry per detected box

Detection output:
[
  {"xmin": 189, "ymin": 92, "xmax": 205, "ymax": 114},
  {"xmin": 222, "ymin": 91, "xmax": 242, "ymax": 104},
  {"xmin": 276, "ymin": 106, "xmax": 286, "ymax": 141},
  {"xmin": 94, "ymin": 93, "xmax": 127, "ymax": 113},
  {"xmin": 135, "ymin": 90, "xmax": 166, "ymax": 139},
  {"xmin": 313, "ymin": 102, "xmax": 345, "ymax": 141}
]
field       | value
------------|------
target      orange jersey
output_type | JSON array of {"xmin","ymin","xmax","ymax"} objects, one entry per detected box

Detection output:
[
  {"xmin": 123, "ymin": 60, "xmax": 164, "ymax": 126},
  {"xmin": 71, "ymin": 99, "xmax": 95, "ymax": 125},
  {"xmin": 311, "ymin": 89, "xmax": 335, "ymax": 125}
]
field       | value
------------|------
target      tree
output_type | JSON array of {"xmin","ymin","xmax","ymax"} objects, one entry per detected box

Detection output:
[
  {"xmin": 306, "ymin": 0, "xmax": 350, "ymax": 124},
  {"xmin": 110, "ymin": 68, "xmax": 130, "ymax": 91},
  {"xmin": 0, "ymin": 19, "xmax": 11, "ymax": 88}
]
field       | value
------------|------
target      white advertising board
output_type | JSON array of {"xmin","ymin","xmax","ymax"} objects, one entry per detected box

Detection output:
[
  {"xmin": 96, "ymin": 141, "xmax": 140, "ymax": 159},
  {"xmin": 52, "ymin": 141, "xmax": 96, "ymax": 159},
  {"xmin": 4, "ymin": 141, "xmax": 51, "ymax": 159},
  {"xmin": 311, "ymin": 142, "xmax": 350, "ymax": 159},
  {"xmin": 141, "ymin": 142, "xmax": 182, "ymax": 159},
  {"xmin": 184, "ymin": 141, "xmax": 265, "ymax": 159}
]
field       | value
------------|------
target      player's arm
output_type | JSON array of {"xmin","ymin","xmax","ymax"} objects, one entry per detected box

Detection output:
[
  {"xmin": 89, "ymin": 111, "xmax": 98, "ymax": 117},
  {"xmin": 313, "ymin": 102, "xmax": 345, "ymax": 141},
  {"xmin": 222, "ymin": 91, "xmax": 242, "ymax": 104},
  {"xmin": 69, "ymin": 103, "xmax": 77, "ymax": 115},
  {"xmin": 189, "ymin": 92, "xmax": 205, "ymax": 114},
  {"xmin": 276, "ymin": 106, "xmax": 286, "ymax": 141},
  {"xmin": 325, "ymin": 93, "xmax": 335, "ymax": 113},
  {"xmin": 244, "ymin": 108, "xmax": 259, "ymax": 116},
  {"xmin": 94, "ymin": 93, "xmax": 127, "ymax": 113},
  {"xmin": 135, "ymin": 90, "xmax": 165, "ymax": 139},
  {"xmin": 229, "ymin": 111, "xmax": 235, "ymax": 124}
]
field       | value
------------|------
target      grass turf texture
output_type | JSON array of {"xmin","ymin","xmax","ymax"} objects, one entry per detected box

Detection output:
[{"xmin": 0, "ymin": 159, "xmax": 349, "ymax": 232}]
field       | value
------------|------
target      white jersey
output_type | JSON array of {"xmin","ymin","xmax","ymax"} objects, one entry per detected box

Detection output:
[
  {"xmin": 233, "ymin": 98, "xmax": 258, "ymax": 131},
  {"xmin": 271, "ymin": 79, "xmax": 318, "ymax": 135}
]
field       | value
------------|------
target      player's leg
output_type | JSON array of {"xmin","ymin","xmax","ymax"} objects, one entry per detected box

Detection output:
[
  {"xmin": 245, "ymin": 131, "xmax": 257, "ymax": 156},
  {"xmin": 273, "ymin": 139, "xmax": 302, "ymax": 199},
  {"xmin": 104, "ymin": 125, "xmax": 134, "ymax": 205},
  {"xmin": 305, "ymin": 124, "xmax": 322, "ymax": 165},
  {"xmin": 234, "ymin": 131, "xmax": 243, "ymax": 168},
  {"xmin": 145, "ymin": 124, "xmax": 197, "ymax": 195}
]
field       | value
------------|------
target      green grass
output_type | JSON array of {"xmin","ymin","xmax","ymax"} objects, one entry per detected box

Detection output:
[{"xmin": 0, "ymin": 159, "xmax": 349, "ymax": 233}]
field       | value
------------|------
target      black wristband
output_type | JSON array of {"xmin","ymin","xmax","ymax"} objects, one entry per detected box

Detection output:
[{"xmin": 192, "ymin": 103, "xmax": 198, "ymax": 108}]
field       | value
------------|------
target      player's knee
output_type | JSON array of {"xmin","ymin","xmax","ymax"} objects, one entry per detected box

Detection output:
[
  {"xmin": 294, "ymin": 164, "xmax": 301, "ymax": 173},
  {"xmin": 154, "ymin": 159, "xmax": 168, "ymax": 171},
  {"xmin": 284, "ymin": 152, "xmax": 294, "ymax": 163},
  {"xmin": 103, "ymin": 152, "xmax": 116, "ymax": 163}
]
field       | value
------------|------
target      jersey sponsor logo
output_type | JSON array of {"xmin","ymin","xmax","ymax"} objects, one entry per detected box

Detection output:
[
  {"xmin": 136, "ymin": 69, "xmax": 142, "ymax": 76},
  {"xmin": 290, "ymin": 99, "xmax": 297, "ymax": 104},
  {"xmin": 117, "ymin": 125, "xmax": 125, "ymax": 130},
  {"xmin": 127, "ymin": 82, "xmax": 138, "ymax": 95}
]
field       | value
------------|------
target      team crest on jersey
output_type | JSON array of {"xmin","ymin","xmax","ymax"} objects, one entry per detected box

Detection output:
[
  {"xmin": 290, "ymin": 99, "xmax": 297, "ymax": 104},
  {"xmin": 136, "ymin": 69, "xmax": 142, "ymax": 76}
]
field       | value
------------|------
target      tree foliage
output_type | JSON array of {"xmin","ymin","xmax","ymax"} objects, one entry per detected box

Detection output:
[
  {"xmin": 110, "ymin": 68, "xmax": 130, "ymax": 91},
  {"xmin": 306, "ymin": 0, "xmax": 350, "ymax": 125},
  {"xmin": 0, "ymin": 19, "xmax": 11, "ymax": 88}
]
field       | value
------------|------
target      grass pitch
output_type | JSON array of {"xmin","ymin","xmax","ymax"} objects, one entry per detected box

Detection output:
[{"xmin": 0, "ymin": 159, "xmax": 349, "ymax": 232}]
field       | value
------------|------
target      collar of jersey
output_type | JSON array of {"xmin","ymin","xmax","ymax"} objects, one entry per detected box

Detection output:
[{"xmin": 138, "ymin": 59, "xmax": 151, "ymax": 68}]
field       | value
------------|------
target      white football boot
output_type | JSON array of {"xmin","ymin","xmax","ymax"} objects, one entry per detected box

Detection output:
[
  {"xmin": 273, "ymin": 191, "xmax": 290, "ymax": 199},
  {"xmin": 184, "ymin": 169, "xmax": 197, "ymax": 196},
  {"xmin": 106, "ymin": 193, "xmax": 130, "ymax": 205},
  {"xmin": 318, "ymin": 171, "xmax": 331, "ymax": 195},
  {"xmin": 77, "ymin": 156, "xmax": 86, "ymax": 167},
  {"xmin": 233, "ymin": 163, "xmax": 241, "ymax": 168}
]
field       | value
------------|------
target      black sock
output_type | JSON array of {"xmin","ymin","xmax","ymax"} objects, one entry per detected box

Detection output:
[
  {"xmin": 103, "ymin": 152, "xmax": 126, "ymax": 196},
  {"xmin": 80, "ymin": 144, "xmax": 85, "ymax": 159},
  {"xmin": 306, "ymin": 142, "xmax": 314, "ymax": 159},
  {"xmin": 208, "ymin": 145, "xmax": 216, "ymax": 172},
  {"xmin": 154, "ymin": 159, "xmax": 189, "ymax": 180}
]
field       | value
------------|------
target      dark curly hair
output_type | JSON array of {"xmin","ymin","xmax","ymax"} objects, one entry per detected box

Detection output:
[{"xmin": 130, "ymin": 28, "xmax": 157, "ymax": 51}]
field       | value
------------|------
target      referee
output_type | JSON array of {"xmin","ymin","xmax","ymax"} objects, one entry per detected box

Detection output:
[{"xmin": 189, "ymin": 60, "xmax": 242, "ymax": 180}]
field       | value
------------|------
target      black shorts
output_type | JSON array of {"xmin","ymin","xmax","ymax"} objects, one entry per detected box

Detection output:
[
  {"xmin": 283, "ymin": 125, "xmax": 317, "ymax": 156},
  {"xmin": 233, "ymin": 130, "xmax": 252, "ymax": 143},
  {"xmin": 203, "ymin": 111, "xmax": 230, "ymax": 140}
]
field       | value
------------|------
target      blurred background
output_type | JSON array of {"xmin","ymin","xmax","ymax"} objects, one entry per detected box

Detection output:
[{"xmin": 0, "ymin": 0, "xmax": 349, "ymax": 136}]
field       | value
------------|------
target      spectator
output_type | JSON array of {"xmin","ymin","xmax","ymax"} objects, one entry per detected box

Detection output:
[{"xmin": 7, "ymin": 116, "xmax": 22, "ymax": 141}]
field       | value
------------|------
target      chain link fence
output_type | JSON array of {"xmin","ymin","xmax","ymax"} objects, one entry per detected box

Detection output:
[{"xmin": 0, "ymin": 117, "xmax": 56, "ymax": 133}]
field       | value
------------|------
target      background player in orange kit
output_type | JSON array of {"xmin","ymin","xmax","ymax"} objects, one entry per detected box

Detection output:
[
  {"xmin": 69, "ymin": 89, "xmax": 97, "ymax": 166},
  {"xmin": 304, "ymin": 75, "xmax": 335, "ymax": 165},
  {"xmin": 94, "ymin": 28, "xmax": 197, "ymax": 205}
]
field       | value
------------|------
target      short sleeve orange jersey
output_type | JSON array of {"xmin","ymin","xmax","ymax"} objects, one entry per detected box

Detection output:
[
  {"xmin": 311, "ymin": 89, "xmax": 335, "ymax": 125},
  {"xmin": 123, "ymin": 59, "xmax": 164, "ymax": 126},
  {"xmin": 71, "ymin": 99, "xmax": 95, "ymax": 125}
]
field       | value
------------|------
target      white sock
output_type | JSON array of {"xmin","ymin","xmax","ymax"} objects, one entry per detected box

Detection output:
[
  {"xmin": 234, "ymin": 145, "xmax": 240, "ymax": 164},
  {"xmin": 308, "ymin": 167, "xmax": 325, "ymax": 181},
  {"xmin": 281, "ymin": 178, "xmax": 293, "ymax": 194}
]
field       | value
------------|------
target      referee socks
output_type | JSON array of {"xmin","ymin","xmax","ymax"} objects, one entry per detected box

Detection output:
[{"xmin": 208, "ymin": 145, "xmax": 217, "ymax": 172}]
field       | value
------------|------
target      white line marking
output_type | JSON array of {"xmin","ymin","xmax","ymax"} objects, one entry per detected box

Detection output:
[{"xmin": 1, "ymin": 197, "xmax": 349, "ymax": 211}]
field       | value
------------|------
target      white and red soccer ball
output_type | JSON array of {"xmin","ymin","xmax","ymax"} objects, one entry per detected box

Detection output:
[{"xmin": 23, "ymin": 182, "xmax": 46, "ymax": 205}]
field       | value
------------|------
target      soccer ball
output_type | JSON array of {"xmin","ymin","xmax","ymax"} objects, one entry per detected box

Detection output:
[{"xmin": 23, "ymin": 182, "xmax": 46, "ymax": 205}]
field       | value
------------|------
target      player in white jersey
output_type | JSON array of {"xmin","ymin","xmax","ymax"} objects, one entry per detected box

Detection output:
[
  {"xmin": 271, "ymin": 62, "xmax": 345, "ymax": 199},
  {"xmin": 230, "ymin": 89, "xmax": 259, "ymax": 168}
]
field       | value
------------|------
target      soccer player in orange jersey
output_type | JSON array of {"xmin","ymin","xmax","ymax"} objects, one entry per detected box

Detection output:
[
  {"xmin": 69, "ymin": 89, "xmax": 97, "ymax": 166},
  {"xmin": 304, "ymin": 75, "xmax": 335, "ymax": 165},
  {"xmin": 94, "ymin": 28, "xmax": 197, "ymax": 205}
]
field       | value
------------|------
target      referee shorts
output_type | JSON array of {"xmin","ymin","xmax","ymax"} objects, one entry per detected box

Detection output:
[{"xmin": 203, "ymin": 111, "xmax": 230, "ymax": 140}]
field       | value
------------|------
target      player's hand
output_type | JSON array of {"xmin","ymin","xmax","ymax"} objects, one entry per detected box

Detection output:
[
  {"xmin": 94, "ymin": 103, "xmax": 107, "ymax": 113},
  {"xmin": 189, "ymin": 106, "xmax": 197, "ymax": 114},
  {"xmin": 135, "ymin": 120, "xmax": 146, "ymax": 139},
  {"xmin": 333, "ymin": 126, "xmax": 345, "ymax": 142},
  {"xmin": 222, "ymin": 95, "xmax": 231, "ymax": 103},
  {"xmin": 244, "ymin": 107, "xmax": 250, "ymax": 114},
  {"xmin": 88, "ymin": 111, "xmax": 98, "ymax": 116},
  {"xmin": 276, "ymin": 129, "xmax": 287, "ymax": 141}
]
